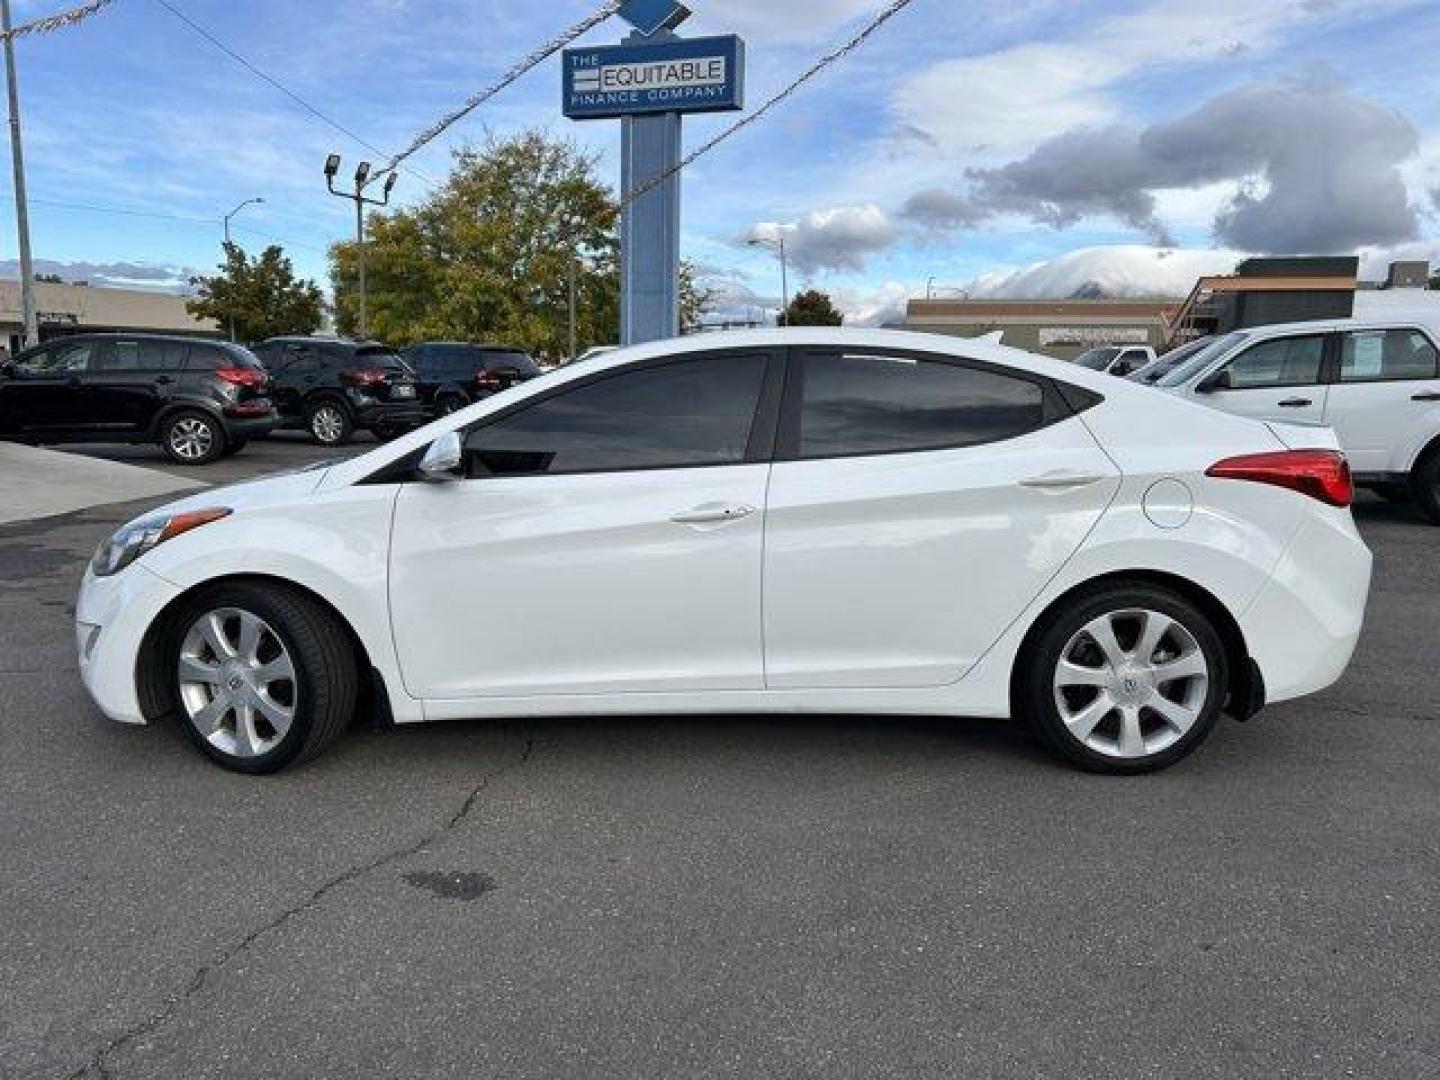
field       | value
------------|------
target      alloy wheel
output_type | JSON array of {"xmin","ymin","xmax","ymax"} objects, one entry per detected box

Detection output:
[
  {"xmin": 177, "ymin": 608, "xmax": 297, "ymax": 759},
  {"xmin": 311, "ymin": 406, "xmax": 345, "ymax": 444},
  {"xmin": 168, "ymin": 417, "xmax": 216, "ymax": 461},
  {"xmin": 1052, "ymin": 608, "xmax": 1210, "ymax": 760}
]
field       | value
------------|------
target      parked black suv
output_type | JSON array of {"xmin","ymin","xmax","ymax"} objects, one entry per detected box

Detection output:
[
  {"xmin": 401, "ymin": 342, "xmax": 541, "ymax": 417},
  {"xmin": 0, "ymin": 334, "xmax": 276, "ymax": 465},
  {"xmin": 252, "ymin": 337, "xmax": 426, "ymax": 445}
]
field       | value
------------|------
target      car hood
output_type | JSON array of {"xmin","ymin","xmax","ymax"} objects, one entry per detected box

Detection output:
[{"xmin": 153, "ymin": 465, "xmax": 332, "ymax": 518}]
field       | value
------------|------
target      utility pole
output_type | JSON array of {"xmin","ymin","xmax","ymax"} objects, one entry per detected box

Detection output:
[
  {"xmin": 568, "ymin": 257, "xmax": 578, "ymax": 362},
  {"xmin": 747, "ymin": 235, "xmax": 789, "ymax": 327},
  {"xmin": 221, "ymin": 197, "xmax": 264, "ymax": 341},
  {"xmin": 324, "ymin": 155, "xmax": 395, "ymax": 340},
  {"xmin": 2, "ymin": 0, "xmax": 37, "ymax": 349}
]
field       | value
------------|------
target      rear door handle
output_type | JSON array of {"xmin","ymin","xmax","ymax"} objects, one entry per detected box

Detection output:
[
  {"xmin": 1278, "ymin": 397, "xmax": 1313, "ymax": 407},
  {"xmin": 1411, "ymin": 392, "xmax": 1440, "ymax": 402},
  {"xmin": 1019, "ymin": 471, "xmax": 1107, "ymax": 490},
  {"xmin": 670, "ymin": 503, "xmax": 756, "ymax": 525}
]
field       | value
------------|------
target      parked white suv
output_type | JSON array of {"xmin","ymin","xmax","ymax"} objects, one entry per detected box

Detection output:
[{"xmin": 1157, "ymin": 318, "xmax": 1440, "ymax": 521}]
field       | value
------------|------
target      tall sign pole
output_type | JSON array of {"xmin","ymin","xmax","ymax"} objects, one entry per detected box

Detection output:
[
  {"xmin": 1, "ymin": 0, "xmax": 38, "ymax": 349},
  {"xmin": 564, "ymin": 2, "xmax": 745, "ymax": 346}
]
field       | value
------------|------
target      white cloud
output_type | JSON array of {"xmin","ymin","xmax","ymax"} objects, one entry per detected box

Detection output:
[
  {"xmin": 967, "ymin": 245, "xmax": 1249, "ymax": 299},
  {"xmin": 687, "ymin": 0, "xmax": 880, "ymax": 44},
  {"xmin": 748, "ymin": 204, "xmax": 897, "ymax": 274}
]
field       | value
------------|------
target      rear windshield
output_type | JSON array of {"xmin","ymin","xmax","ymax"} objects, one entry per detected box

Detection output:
[
  {"xmin": 483, "ymin": 350, "xmax": 540, "ymax": 375},
  {"xmin": 1156, "ymin": 332, "xmax": 1247, "ymax": 388},
  {"xmin": 355, "ymin": 346, "xmax": 412, "ymax": 374},
  {"xmin": 1074, "ymin": 347, "xmax": 1121, "ymax": 370}
]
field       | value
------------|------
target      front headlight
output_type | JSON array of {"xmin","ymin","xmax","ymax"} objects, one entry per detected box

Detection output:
[{"xmin": 90, "ymin": 508, "xmax": 232, "ymax": 578}]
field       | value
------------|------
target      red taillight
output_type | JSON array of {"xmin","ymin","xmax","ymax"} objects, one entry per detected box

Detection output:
[
  {"xmin": 343, "ymin": 368, "xmax": 389, "ymax": 387},
  {"xmin": 475, "ymin": 370, "xmax": 502, "ymax": 391},
  {"xmin": 216, "ymin": 366, "xmax": 267, "ymax": 390},
  {"xmin": 1206, "ymin": 449, "xmax": 1353, "ymax": 508}
]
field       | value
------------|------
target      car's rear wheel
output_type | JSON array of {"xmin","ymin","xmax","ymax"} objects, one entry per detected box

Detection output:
[
  {"xmin": 1412, "ymin": 451, "xmax": 1440, "ymax": 524},
  {"xmin": 307, "ymin": 401, "xmax": 353, "ymax": 446},
  {"xmin": 1017, "ymin": 583, "xmax": 1228, "ymax": 774},
  {"xmin": 435, "ymin": 394, "xmax": 467, "ymax": 417},
  {"xmin": 159, "ymin": 582, "xmax": 357, "ymax": 773},
  {"xmin": 160, "ymin": 410, "xmax": 226, "ymax": 466}
]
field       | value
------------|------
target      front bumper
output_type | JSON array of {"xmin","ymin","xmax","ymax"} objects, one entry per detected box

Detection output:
[
  {"xmin": 76, "ymin": 563, "xmax": 182, "ymax": 725},
  {"xmin": 1237, "ymin": 508, "xmax": 1373, "ymax": 704}
]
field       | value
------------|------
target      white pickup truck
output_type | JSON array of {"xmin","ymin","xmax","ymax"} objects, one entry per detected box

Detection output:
[
  {"xmin": 1071, "ymin": 344, "xmax": 1156, "ymax": 377},
  {"xmin": 1155, "ymin": 315, "xmax": 1440, "ymax": 522}
]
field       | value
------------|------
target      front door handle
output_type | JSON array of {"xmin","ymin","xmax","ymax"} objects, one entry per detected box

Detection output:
[
  {"xmin": 670, "ymin": 503, "xmax": 756, "ymax": 525},
  {"xmin": 1411, "ymin": 391, "xmax": 1440, "ymax": 402},
  {"xmin": 1278, "ymin": 397, "xmax": 1313, "ymax": 407},
  {"xmin": 1020, "ymin": 471, "xmax": 1107, "ymax": 491}
]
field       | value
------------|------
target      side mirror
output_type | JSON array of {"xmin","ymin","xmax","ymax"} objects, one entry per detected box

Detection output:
[
  {"xmin": 417, "ymin": 431, "xmax": 464, "ymax": 482},
  {"xmin": 1197, "ymin": 369, "xmax": 1232, "ymax": 393}
]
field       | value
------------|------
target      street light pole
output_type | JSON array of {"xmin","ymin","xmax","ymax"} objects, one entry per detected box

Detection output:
[
  {"xmin": 221, "ymin": 197, "xmax": 264, "ymax": 341},
  {"xmin": 1, "ymin": 0, "xmax": 37, "ymax": 350},
  {"xmin": 747, "ymin": 235, "xmax": 790, "ymax": 327},
  {"xmin": 568, "ymin": 257, "xmax": 578, "ymax": 362},
  {"xmin": 325, "ymin": 155, "xmax": 396, "ymax": 340}
]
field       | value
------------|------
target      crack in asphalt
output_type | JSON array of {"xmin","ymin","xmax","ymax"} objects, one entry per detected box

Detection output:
[{"xmin": 65, "ymin": 731, "xmax": 536, "ymax": 1080}]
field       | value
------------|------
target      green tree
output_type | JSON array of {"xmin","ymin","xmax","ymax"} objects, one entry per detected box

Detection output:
[
  {"xmin": 331, "ymin": 131, "xmax": 715, "ymax": 355},
  {"xmin": 188, "ymin": 243, "xmax": 325, "ymax": 342},
  {"xmin": 784, "ymin": 289, "xmax": 844, "ymax": 327}
]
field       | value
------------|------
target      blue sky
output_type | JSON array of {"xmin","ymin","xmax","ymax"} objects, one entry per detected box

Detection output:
[{"xmin": 5, "ymin": 0, "xmax": 1440, "ymax": 323}]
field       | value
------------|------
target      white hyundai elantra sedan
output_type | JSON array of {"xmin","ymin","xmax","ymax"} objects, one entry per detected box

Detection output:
[{"xmin": 76, "ymin": 329, "xmax": 1372, "ymax": 775}]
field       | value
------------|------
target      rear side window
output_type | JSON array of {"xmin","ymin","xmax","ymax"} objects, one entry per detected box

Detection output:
[
  {"xmin": 1339, "ymin": 329, "xmax": 1439, "ymax": 383},
  {"xmin": 1224, "ymin": 335, "xmax": 1326, "ymax": 389},
  {"xmin": 354, "ymin": 346, "xmax": 411, "ymax": 374},
  {"xmin": 462, "ymin": 353, "xmax": 768, "ymax": 477},
  {"xmin": 795, "ymin": 351, "xmax": 1047, "ymax": 459},
  {"xmin": 483, "ymin": 350, "xmax": 540, "ymax": 376}
]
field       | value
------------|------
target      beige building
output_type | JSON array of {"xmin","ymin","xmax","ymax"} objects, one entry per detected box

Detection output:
[
  {"xmin": 0, "ymin": 279, "xmax": 219, "ymax": 356},
  {"xmin": 904, "ymin": 298, "xmax": 1177, "ymax": 360}
]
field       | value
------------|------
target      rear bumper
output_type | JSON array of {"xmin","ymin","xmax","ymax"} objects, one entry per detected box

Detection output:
[
  {"xmin": 1237, "ymin": 508, "xmax": 1373, "ymax": 704},
  {"xmin": 220, "ymin": 413, "xmax": 280, "ymax": 439},
  {"xmin": 352, "ymin": 397, "xmax": 428, "ymax": 428}
]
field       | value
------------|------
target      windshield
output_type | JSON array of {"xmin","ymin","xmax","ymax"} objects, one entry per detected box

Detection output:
[
  {"xmin": 1135, "ymin": 338, "xmax": 1207, "ymax": 382},
  {"xmin": 1156, "ymin": 332, "xmax": 1247, "ymax": 388},
  {"xmin": 355, "ymin": 346, "xmax": 413, "ymax": 375},
  {"xmin": 1073, "ymin": 347, "xmax": 1121, "ymax": 371}
]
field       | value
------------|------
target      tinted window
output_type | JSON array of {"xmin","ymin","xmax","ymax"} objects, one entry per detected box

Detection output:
[
  {"xmin": 15, "ymin": 340, "xmax": 94, "ymax": 375},
  {"xmin": 1224, "ymin": 335, "xmax": 1325, "ymax": 389},
  {"xmin": 482, "ymin": 350, "xmax": 540, "ymax": 376},
  {"xmin": 1339, "ymin": 329, "xmax": 1438, "ymax": 383},
  {"xmin": 1074, "ymin": 347, "xmax": 1120, "ymax": 371},
  {"xmin": 462, "ymin": 353, "xmax": 767, "ymax": 477},
  {"xmin": 1156, "ymin": 332, "xmax": 1247, "ymax": 388},
  {"xmin": 188, "ymin": 344, "xmax": 245, "ymax": 371},
  {"xmin": 797, "ymin": 351, "xmax": 1046, "ymax": 459},
  {"xmin": 100, "ymin": 340, "xmax": 147, "ymax": 371},
  {"xmin": 354, "ymin": 346, "xmax": 411, "ymax": 374}
]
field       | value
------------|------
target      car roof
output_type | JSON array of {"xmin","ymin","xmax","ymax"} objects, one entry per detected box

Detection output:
[{"xmin": 1221, "ymin": 313, "xmax": 1440, "ymax": 340}]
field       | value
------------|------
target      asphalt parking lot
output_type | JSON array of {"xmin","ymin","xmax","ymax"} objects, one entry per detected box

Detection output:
[{"xmin": 2, "ymin": 442, "xmax": 1437, "ymax": 1080}]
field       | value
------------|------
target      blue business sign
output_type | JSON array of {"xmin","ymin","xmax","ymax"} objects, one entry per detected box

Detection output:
[{"xmin": 563, "ymin": 35, "xmax": 746, "ymax": 120}]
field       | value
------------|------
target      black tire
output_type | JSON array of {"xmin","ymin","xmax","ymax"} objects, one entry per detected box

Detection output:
[
  {"xmin": 1366, "ymin": 482, "xmax": 1409, "ymax": 504},
  {"xmin": 1412, "ymin": 451, "xmax": 1440, "ymax": 524},
  {"xmin": 159, "ymin": 409, "xmax": 227, "ymax": 466},
  {"xmin": 156, "ymin": 581, "xmax": 358, "ymax": 774},
  {"xmin": 1016, "ymin": 582, "xmax": 1229, "ymax": 774},
  {"xmin": 307, "ymin": 400, "xmax": 354, "ymax": 446},
  {"xmin": 435, "ymin": 394, "xmax": 467, "ymax": 417},
  {"xmin": 370, "ymin": 423, "xmax": 409, "ymax": 443}
]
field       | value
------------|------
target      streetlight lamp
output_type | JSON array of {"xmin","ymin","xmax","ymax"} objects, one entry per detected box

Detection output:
[
  {"xmin": 747, "ymin": 235, "xmax": 790, "ymax": 327},
  {"xmin": 220, "ymin": 197, "xmax": 264, "ymax": 342},
  {"xmin": 325, "ymin": 153, "xmax": 397, "ymax": 340}
]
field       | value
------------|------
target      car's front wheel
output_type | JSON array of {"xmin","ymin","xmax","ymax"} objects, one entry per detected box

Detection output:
[
  {"xmin": 157, "ymin": 582, "xmax": 357, "ymax": 773},
  {"xmin": 1412, "ymin": 451, "xmax": 1440, "ymax": 524},
  {"xmin": 1017, "ymin": 583, "xmax": 1228, "ymax": 774}
]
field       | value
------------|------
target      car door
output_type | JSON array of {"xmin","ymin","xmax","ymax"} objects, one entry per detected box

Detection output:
[
  {"xmin": 86, "ymin": 338, "xmax": 171, "ymax": 435},
  {"xmin": 1196, "ymin": 331, "xmax": 1330, "ymax": 426},
  {"xmin": 389, "ymin": 348, "xmax": 782, "ymax": 700},
  {"xmin": 762, "ymin": 347, "xmax": 1121, "ymax": 690},
  {"xmin": 0, "ymin": 339, "xmax": 98, "ymax": 436},
  {"xmin": 1322, "ymin": 327, "xmax": 1440, "ymax": 474}
]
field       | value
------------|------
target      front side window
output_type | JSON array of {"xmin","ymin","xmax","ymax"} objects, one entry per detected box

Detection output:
[
  {"xmin": 796, "ymin": 351, "xmax": 1047, "ymax": 459},
  {"xmin": 1074, "ymin": 347, "xmax": 1121, "ymax": 371},
  {"xmin": 1223, "ymin": 334, "xmax": 1326, "ymax": 389},
  {"xmin": 15, "ymin": 340, "xmax": 93, "ymax": 376},
  {"xmin": 462, "ymin": 353, "xmax": 768, "ymax": 478},
  {"xmin": 1339, "ymin": 329, "xmax": 1439, "ymax": 383}
]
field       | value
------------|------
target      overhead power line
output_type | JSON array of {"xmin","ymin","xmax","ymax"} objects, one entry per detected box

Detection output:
[
  {"xmin": 380, "ymin": 0, "xmax": 621, "ymax": 177},
  {"xmin": 150, "ymin": 0, "xmax": 434, "ymax": 186},
  {"xmin": 0, "ymin": 0, "xmax": 117, "ymax": 43},
  {"xmin": 619, "ymin": 0, "xmax": 916, "ymax": 211}
]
